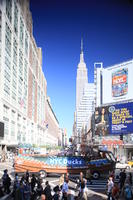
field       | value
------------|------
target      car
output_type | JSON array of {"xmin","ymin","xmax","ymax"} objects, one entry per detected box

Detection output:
[
  {"xmin": 128, "ymin": 160, "xmax": 133, "ymax": 168},
  {"xmin": 115, "ymin": 162, "xmax": 131, "ymax": 169}
]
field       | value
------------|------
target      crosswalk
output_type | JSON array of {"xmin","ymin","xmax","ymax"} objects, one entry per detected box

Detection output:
[{"xmin": 86, "ymin": 179, "xmax": 107, "ymax": 191}]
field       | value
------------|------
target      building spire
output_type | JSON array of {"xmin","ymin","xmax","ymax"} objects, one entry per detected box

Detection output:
[
  {"xmin": 81, "ymin": 38, "xmax": 83, "ymax": 53},
  {"xmin": 80, "ymin": 38, "xmax": 84, "ymax": 62}
]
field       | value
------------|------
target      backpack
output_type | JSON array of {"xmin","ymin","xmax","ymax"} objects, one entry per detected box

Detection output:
[{"xmin": 125, "ymin": 187, "xmax": 132, "ymax": 199}]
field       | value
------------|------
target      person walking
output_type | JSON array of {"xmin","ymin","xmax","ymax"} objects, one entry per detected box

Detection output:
[
  {"xmin": 119, "ymin": 169, "xmax": 126, "ymax": 192},
  {"xmin": 111, "ymin": 183, "xmax": 119, "ymax": 200},
  {"xmin": 78, "ymin": 181, "xmax": 88, "ymax": 200},
  {"xmin": 124, "ymin": 183, "xmax": 133, "ymax": 200},
  {"xmin": 2, "ymin": 169, "xmax": 11, "ymax": 194},
  {"xmin": 85, "ymin": 169, "xmax": 92, "ymax": 185},
  {"xmin": 31, "ymin": 174, "xmax": 37, "ymax": 193},
  {"xmin": 59, "ymin": 174, "xmax": 64, "ymax": 189},
  {"xmin": 129, "ymin": 172, "xmax": 132, "ymax": 186},
  {"xmin": 26, "ymin": 170, "xmax": 30, "ymax": 182},
  {"xmin": 62, "ymin": 178, "xmax": 69, "ymax": 200},
  {"xmin": 43, "ymin": 181, "xmax": 52, "ymax": 200},
  {"xmin": 107, "ymin": 176, "xmax": 114, "ymax": 200},
  {"xmin": 23, "ymin": 180, "xmax": 31, "ymax": 200},
  {"xmin": 53, "ymin": 185, "xmax": 60, "ymax": 200}
]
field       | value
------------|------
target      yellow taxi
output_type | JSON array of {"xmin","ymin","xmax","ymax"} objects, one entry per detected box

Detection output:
[{"xmin": 128, "ymin": 160, "xmax": 133, "ymax": 168}]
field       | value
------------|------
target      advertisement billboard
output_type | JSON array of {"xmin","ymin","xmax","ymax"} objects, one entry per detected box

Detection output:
[
  {"xmin": 102, "ymin": 60, "xmax": 133, "ymax": 104},
  {"xmin": 112, "ymin": 68, "xmax": 128, "ymax": 97},
  {"xmin": 95, "ymin": 102, "xmax": 133, "ymax": 136}
]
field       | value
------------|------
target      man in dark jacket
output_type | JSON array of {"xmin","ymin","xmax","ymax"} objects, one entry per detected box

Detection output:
[{"xmin": 43, "ymin": 181, "xmax": 52, "ymax": 200}]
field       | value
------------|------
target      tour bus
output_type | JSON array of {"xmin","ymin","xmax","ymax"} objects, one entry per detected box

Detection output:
[{"xmin": 14, "ymin": 148, "xmax": 116, "ymax": 179}]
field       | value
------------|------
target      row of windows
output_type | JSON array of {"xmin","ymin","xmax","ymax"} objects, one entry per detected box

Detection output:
[
  {"xmin": 5, "ymin": 23, "xmax": 12, "ymax": 56},
  {"xmin": 14, "ymin": 2, "xmax": 18, "ymax": 35},
  {"xmin": 6, "ymin": 0, "xmax": 12, "ymax": 23},
  {"xmin": 5, "ymin": 0, "xmax": 29, "ymax": 57}
]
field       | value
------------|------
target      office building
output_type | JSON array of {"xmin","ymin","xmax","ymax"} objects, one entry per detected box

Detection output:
[{"xmin": 0, "ymin": 0, "xmax": 61, "ymax": 149}]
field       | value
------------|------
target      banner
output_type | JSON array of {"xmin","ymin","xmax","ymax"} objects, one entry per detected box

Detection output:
[
  {"xmin": 95, "ymin": 102, "xmax": 133, "ymax": 135},
  {"xmin": 109, "ymin": 102, "xmax": 133, "ymax": 134}
]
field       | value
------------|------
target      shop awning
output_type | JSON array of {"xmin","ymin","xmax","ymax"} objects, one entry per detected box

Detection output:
[{"xmin": 102, "ymin": 139, "xmax": 123, "ymax": 146}]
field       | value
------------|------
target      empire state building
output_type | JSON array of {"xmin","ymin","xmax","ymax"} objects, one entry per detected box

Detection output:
[
  {"xmin": 76, "ymin": 40, "xmax": 88, "ymax": 109},
  {"xmin": 75, "ymin": 40, "xmax": 95, "ymax": 140}
]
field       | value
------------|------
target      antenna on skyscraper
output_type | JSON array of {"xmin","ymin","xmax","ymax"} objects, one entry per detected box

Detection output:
[{"xmin": 81, "ymin": 38, "xmax": 83, "ymax": 53}]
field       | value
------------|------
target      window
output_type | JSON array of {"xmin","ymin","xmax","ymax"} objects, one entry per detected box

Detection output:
[
  {"xmin": 19, "ymin": 18, "xmax": 24, "ymax": 46},
  {"xmin": 6, "ymin": 0, "xmax": 12, "ymax": 23},
  {"xmin": 25, "ymin": 32, "xmax": 28, "ymax": 55},
  {"xmin": 13, "ymin": 38, "xmax": 17, "ymax": 65},
  {"xmin": 14, "ymin": 2, "xmax": 18, "ymax": 35},
  {"xmin": 11, "ymin": 120, "xmax": 15, "ymax": 136},
  {"xmin": 5, "ymin": 23, "xmax": 11, "ymax": 56}
]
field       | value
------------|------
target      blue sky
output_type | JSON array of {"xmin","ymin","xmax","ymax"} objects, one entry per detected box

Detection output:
[{"xmin": 30, "ymin": 0, "xmax": 133, "ymax": 138}]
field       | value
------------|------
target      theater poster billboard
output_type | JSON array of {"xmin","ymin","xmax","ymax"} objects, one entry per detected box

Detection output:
[
  {"xmin": 95, "ymin": 102, "xmax": 133, "ymax": 136},
  {"xmin": 102, "ymin": 60, "xmax": 133, "ymax": 104},
  {"xmin": 112, "ymin": 68, "xmax": 128, "ymax": 97}
]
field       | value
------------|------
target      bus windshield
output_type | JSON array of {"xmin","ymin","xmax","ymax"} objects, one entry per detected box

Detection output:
[{"xmin": 104, "ymin": 152, "xmax": 116, "ymax": 162}]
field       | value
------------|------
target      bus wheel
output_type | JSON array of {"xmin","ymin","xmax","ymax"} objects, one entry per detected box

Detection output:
[
  {"xmin": 39, "ymin": 170, "xmax": 47, "ymax": 178},
  {"xmin": 92, "ymin": 171, "xmax": 100, "ymax": 179}
]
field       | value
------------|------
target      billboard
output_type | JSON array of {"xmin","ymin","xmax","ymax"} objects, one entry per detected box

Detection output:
[
  {"xmin": 102, "ymin": 60, "xmax": 133, "ymax": 104},
  {"xmin": 112, "ymin": 68, "xmax": 128, "ymax": 97},
  {"xmin": 95, "ymin": 102, "xmax": 133, "ymax": 136}
]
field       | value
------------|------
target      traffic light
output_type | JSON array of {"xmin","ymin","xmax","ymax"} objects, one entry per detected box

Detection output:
[{"xmin": 120, "ymin": 134, "xmax": 123, "ymax": 140}]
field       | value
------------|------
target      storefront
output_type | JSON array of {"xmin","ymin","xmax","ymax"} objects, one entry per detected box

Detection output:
[{"xmin": 101, "ymin": 139, "xmax": 124, "ymax": 161}]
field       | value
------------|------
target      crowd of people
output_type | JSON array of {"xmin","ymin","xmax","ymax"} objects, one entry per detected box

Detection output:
[
  {"xmin": 107, "ymin": 170, "xmax": 133, "ymax": 200},
  {"xmin": 0, "ymin": 169, "xmax": 87, "ymax": 200},
  {"xmin": 0, "ymin": 168, "xmax": 133, "ymax": 200}
]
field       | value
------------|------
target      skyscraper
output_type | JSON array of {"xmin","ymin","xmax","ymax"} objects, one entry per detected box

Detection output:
[
  {"xmin": 75, "ymin": 40, "xmax": 95, "ymax": 141},
  {"xmin": 76, "ymin": 39, "xmax": 88, "ymax": 109}
]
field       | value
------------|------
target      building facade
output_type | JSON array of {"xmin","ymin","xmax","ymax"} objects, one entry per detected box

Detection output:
[
  {"xmin": 45, "ymin": 97, "xmax": 60, "ymax": 146},
  {"xmin": 0, "ymin": 0, "xmax": 61, "ymax": 149},
  {"xmin": 94, "ymin": 59, "xmax": 133, "ymax": 160},
  {"xmin": 74, "ymin": 41, "xmax": 95, "ymax": 142}
]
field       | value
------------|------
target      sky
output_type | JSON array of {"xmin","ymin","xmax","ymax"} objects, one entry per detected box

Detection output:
[{"xmin": 30, "ymin": 0, "xmax": 133, "ymax": 138}]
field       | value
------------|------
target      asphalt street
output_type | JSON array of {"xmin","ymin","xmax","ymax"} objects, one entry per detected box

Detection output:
[{"xmin": 0, "ymin": 160, "xmax": 133, "ymax": 200}]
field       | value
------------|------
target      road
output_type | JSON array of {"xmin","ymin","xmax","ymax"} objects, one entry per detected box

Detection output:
[{"xmin": 0, "ymin": 160, "xmax": 133, "ymax": 200}]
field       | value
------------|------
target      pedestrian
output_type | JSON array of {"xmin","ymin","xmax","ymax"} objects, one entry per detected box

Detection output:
[
  {"xmin": 23, "ymin": 180, "xmax": 31, "ymax": 200},
  {"xmin": 53, "ymin": 185, "xmax": 60, "ymax": 200},
  {"xmin": 78, "ymin": 181, "xmax": 87, "ymax": 200},
  {"xmin": 59, "ymin": 174, "xmax": 64, "ymax": 189},
  {"xmin": 129, "ymin": 172, "xmax": 132, "ymax": 186},
  {"xmin": 107, "ymin": 176, "xmax": 114, "ymax": 200},
  {"xmin": 124, "ymin": 183, "xmax": 133, "ymax": 200},
  {"xmin": 119, "ymin": 169, "xmax": 126, "ymax": 191},
  {"xmin": 2, "ymin": 169, "xmax": 8, "ymax": 193},
  {"xmin": 85, "ymin": 169, "xmax": 92, "ymax": 184},
  {"xmin": 43, "ymin": 181, "xmax": 52, "ymax": 200},
  {"xmin": 19, "ymin": 180, "xmax": 24, "ymax": 200},
  {"xmin": 31, "ymin": 174, "xmax": 37, "ymax": 192},
  {"xmin": 110, "ymin": 170, "xmax": 115, "ymax": 182},
  {"xmin": 111, "ymin": 183, "xmax": 119, "ymax": 200},
  {"xmin": 2, "ymin": 169, "xmax": 11, "ymax": 194},
  {"xmin": 13, "ymin": 173, "xmax": 20, "ymax": 198},
  {"xmin": 62, "ymin": 178, "xmax": 69, "ymax": 200},
  {"xmin": 36, "ymin": 181, "xmax": 43, "ymax": 197},
  {"xmin": 26, "ymin": 170, "xmax": 30, "ymax": 182}
]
